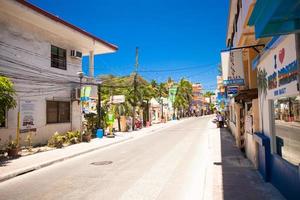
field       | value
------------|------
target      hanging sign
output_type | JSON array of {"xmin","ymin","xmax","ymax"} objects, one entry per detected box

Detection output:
[
  {"xmin": 257, "ymin": 34, "xmax": 299, "ymax": 99},
  {"xmin": 227, "ymin": 86, "xmax": 239, "ymax": 95},
  {"xmin": 168, "ymin": 86, "xmax": 178, "ymax": 103},
  {"xmin": 221, "ymin": 49, "xmax": 245, "ymax": 86},
  {"xmin": 20, "ymin": 100, "xmax": 37, "ymax": 133}
]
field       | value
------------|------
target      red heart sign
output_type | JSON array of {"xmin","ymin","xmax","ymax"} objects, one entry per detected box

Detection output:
[{"xmin": 279, "ymin": 48, "xmax": 285, "ymax": 64}]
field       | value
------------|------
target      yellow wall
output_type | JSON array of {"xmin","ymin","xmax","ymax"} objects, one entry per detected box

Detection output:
[{"xmin": 247, "ymin": 48, "xmax": 258, "ymax": 89}]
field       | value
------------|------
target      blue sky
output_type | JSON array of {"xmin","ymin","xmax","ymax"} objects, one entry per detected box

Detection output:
[{"xmin": 29, "ymin": 0, "xmax": 229, "ymax": 90}]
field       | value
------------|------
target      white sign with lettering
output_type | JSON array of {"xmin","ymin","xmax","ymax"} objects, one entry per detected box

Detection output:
[
  {"xmin": 110, "ymin": 95, "xmax": 125, "ymax": 104},
  {"xmin": 221, "ymin": 49, "xmax": 245, "ymax": 86},
  {"xmin": 257, "ymin": 34, "xmax": 299, "ymax": 99},
  {"xmin": 20, "ymin": 100, "xmax": 37, "ymax": 133}
]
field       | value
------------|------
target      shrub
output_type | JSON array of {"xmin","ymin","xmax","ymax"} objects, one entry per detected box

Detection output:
[
  {"xmin": 66, "ymin": 131, "xmax": 80, "ymax": 144},
  {"xmin": 47, "ymin": 132, "xmax": 66, "ymax": 148}
]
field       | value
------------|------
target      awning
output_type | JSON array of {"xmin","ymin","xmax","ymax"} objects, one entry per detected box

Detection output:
[
  {"xmin": 235, "ymin": 88, "xmax": 258, "ymax": 102},
  {"xmin": 248, "ymin": 0, "xmax": 300, "ymax": 38}
]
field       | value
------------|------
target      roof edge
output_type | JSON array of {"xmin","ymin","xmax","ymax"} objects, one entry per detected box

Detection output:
[{"xmin": 16, "ymin": 0, "xmax": 118, "ymax": 51}]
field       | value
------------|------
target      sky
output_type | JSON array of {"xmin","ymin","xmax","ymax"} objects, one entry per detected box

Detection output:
[{"xmin": 29, "ymin": 0, "xmax": 229, "ymax": 91}]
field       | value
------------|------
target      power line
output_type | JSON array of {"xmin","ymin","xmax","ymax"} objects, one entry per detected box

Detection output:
[{"xmin": 137, "ymin": 63, "xmax": 218, "ymax": 73}]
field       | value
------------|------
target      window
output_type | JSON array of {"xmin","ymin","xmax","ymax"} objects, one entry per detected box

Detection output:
[
  {"xmin": 273, "ymin": 95, "xmax": 300, "ymax": 166},
  {"xmin": 46, "ymin": 101, "xmax": 70, "ymax": 124},
  {"xmin": 0, "ymin": 108, "xmax": 6, "ymax": 128},
  {"xmin": 51, "ymin": 45, "xmax": 66, "ymax": 70}
]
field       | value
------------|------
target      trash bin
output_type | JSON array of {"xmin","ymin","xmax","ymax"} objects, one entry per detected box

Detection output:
[{"xmin": 96, "ymin": 129, "xmax": 104, "ymax": 138}]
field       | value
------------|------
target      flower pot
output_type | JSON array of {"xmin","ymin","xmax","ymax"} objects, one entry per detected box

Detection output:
[
  {"xmin": 146, "ymin": 121, "xmax": 151, "ymax": 127},
  {"xmin": 82, "ymin": 134, "xmax": 91, "ymax": 142},
  {"xmin": 7, "ymin": 148, "xmax": 19, "ymax": 157}
]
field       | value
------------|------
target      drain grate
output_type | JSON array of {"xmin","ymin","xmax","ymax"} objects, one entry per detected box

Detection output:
[{"xmin": 91, "ymin": 161, "xmax": 113, "ymax": 166}]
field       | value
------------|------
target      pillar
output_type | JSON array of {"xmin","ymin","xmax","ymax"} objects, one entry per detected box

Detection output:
[{"xmin": 89, "ymin": 51, "xmax": 94, "ymax": 78}]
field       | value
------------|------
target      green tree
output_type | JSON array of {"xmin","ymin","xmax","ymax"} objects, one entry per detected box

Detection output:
[
  {"xmin": 257, "ymin": 68, "xmax": 268, "ymax": 133},
  {"xmin": 174, "ymin": 78, "xmax": 193, "ymax": 118},
  {"xmin": 0, "ymin": 76, "xmax": 16, "ymax": 125},
  {"xmin": 98, "ymin": 73, "xmax": 150, "ymax": 129}
]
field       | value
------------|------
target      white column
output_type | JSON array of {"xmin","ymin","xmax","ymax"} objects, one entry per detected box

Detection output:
[
  {"xmin": 89, "ymin": 50, "xmax": 97, "ymax": 98},
  {"xmin": 89, "ymin": 51, "xmax": 94, "ymax": 78}
]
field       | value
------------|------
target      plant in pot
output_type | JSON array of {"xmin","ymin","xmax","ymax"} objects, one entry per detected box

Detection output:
[
  {"xmin": 82, "ymin": 130, "xmax": 92, "ymax": 142},
  {"xmin": 7, "ymin": 139, "xmax": 19, "ymax": 157}
]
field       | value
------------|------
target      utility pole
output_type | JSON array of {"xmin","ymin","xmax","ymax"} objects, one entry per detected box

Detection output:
[
  {"xmin": 132, "ymin": 47, "xmax": 138, "ymax": 130},
  {"xmin": 97, "ymin": 80, "xmax": 102, "ymax": 129}
]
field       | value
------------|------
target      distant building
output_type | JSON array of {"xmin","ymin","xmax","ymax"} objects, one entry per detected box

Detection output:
[
  {"xmin": 0, "ymin": 0, "xmax": 117, "ymax": 146},
  {"xmin": 191, "ymin": 83, "xmax": 203, "ymax": 115}
]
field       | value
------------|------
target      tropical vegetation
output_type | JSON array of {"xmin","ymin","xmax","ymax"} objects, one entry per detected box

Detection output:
[
  {"xmin": 0, "ymin": 76, "xmax": 16, "ymax": 125},
  {"xmin": 97, "ymin": 74, "xmax": 194, "ymax": 128}
]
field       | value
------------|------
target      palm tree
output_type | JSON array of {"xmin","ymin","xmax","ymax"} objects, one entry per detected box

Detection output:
[
  {"xmin": 257, "ymin": 68, "xmax": 268, "ymax": 133},
  {"xmin": 158, "ymin": 83, "xmax": 168, "ymax": 120},
  {"xmin": 174, "ymin": 78, "xmax": 193, "ymax": 118}
]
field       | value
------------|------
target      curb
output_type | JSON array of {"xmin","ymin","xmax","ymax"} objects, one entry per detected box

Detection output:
[{"xmin": 0, "ymin": 118, "xmax": 190, "ymax": 183}]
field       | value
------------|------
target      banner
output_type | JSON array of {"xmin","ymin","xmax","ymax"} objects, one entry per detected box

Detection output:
[
  {"xmin": 80, "ymin": 86, "xmax": 92, "ymax": 101},
  {"xmin": 257, "ymin": 35, "xmax": 299, "ymax": 99},
  {"xmin": 20, "ymin": 100, "xmax": 37, "ymax": 133},
  {"xmin": 168, "ymin": 86, "xmax": 178, "ymax": 103},
  {"xmin": 221, "ymin": 49, "xmax": 245, "ymax": 86}
]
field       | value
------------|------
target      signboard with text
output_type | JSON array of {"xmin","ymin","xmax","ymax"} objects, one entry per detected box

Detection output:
[
  {"xmin": 110, "ymin": 95, "xmax": 125, "ymax": 104},
  {"xmin": 257, "ymin": 35, "xmax": 299, "ymax": 99},
  {"xmin": 227, "ymin": 86, "xmax": 239, "ymax": 95},
  {"xmin": 221, "ymin": 49, "xmax": 245, "ymax": 86},
  {"xmin": 20, "ymin": 100, "xmax": 37, "ymax": 133}
]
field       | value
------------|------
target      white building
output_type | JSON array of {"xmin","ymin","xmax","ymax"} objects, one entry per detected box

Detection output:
[{"xmin": 0, "ymin": 0, "xmax": 117, "ymax": 146}]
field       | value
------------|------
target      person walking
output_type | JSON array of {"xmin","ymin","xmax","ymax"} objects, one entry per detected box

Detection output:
[{"xmin": 216, "ymin": 112, "xmax": 224, "ymax": 128}]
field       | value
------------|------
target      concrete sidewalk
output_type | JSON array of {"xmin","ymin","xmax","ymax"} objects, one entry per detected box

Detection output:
[
  {"xmin": 0, "ymin": 119, "xmax": 187, "ymax": 183},
  {"xmin": 204, "ymin": 124, "xmax": 285, "ymax": 200}
]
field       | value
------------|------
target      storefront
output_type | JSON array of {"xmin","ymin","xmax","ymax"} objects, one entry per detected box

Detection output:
[
  {"xmin": 221, "ymin": 49, "xmax": 247, "ymax": 148},
  {"xmin": 254, "ymin": 34, "xmax": 300, "ymax": 199},
  {"xmin": 150, "ymin": 98, "xmax": 160, "ymax": 124}
]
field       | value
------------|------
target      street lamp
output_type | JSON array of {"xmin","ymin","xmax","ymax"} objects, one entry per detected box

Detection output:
[
  {"xmin": 77, "ymin": 71, "xmax": 84, "ymax": 141},
  {"xmin": 96, "ymin": 79, "xmax": 102, "ymax": 129}
]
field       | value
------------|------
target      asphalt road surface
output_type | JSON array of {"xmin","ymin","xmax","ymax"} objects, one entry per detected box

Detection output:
[{"xmin": 0, "ymin": 116, "xmax": 283, "ymax": 200}]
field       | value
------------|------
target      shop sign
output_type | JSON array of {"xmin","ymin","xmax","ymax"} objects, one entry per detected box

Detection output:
[
  {"xmin": 257, "ymin": 35, "xmax": 299, "ymax": 99},
  {"xmin": 20, "ymin": 100, "xmax": 37, "ymax": 133},
  {"xmin": 227, "ymin": 87, "xmax": 238, "ymax": 95},
  {"xmin": 221, "ymin": 49, "xmax": 245, "ymax": 86},
  {"xmin": 110, "ymin": 95, "xmax": 125, "ymax": 104}
]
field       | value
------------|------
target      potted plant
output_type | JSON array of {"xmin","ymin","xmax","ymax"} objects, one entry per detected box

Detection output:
[
  {"xmin": 7, "ymin": 140, "xmax": 19, "ymax": 157},
  {"xmin": 82, "ymin": 131, "xmax": 92, "ymax": 142}
]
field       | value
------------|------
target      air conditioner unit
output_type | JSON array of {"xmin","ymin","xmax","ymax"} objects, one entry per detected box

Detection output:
[
  {"xmin": 70, "ymin": 50, "xmax": 82, "ymax": 59},
  {"xmin": 71, "ymin": 88, "xmax": 81, "ymax": 100}
]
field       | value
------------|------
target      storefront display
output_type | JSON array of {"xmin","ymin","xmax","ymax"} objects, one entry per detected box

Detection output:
[
  {"xmin": 274, "ymin": 95, "xmax": 300, "ymax": 166},
  {"xmin": 257, "ymin": 34, "xmax": 300, "ymax": 166}
]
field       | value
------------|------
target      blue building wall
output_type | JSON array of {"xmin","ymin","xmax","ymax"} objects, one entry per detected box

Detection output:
[{"xmin": 255, "ymin": 132, "xmax": 300, "ymax": 200}]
